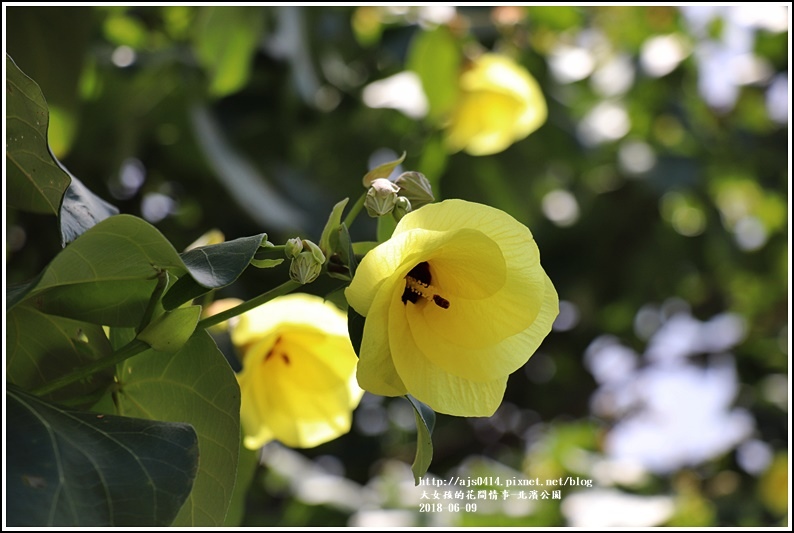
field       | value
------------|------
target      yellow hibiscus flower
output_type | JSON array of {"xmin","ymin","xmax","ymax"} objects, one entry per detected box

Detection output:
[
  {"xmin": 445, "ymin": 53, "xmax": 547, "ymax": 156},
  {"xmin": 345, "ymin": 199, "xmax": 558, "ymax": 417},
  {"xmin": 228, "ymin": 293, "xmax": 364, "ymax": 449}
]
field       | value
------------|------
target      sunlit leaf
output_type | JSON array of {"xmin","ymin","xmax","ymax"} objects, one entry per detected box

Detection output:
[
  {"xmin": 113, "ymin": 330, "xmax": 241, "ymax": 526},
  {"xmin": 192, "ymin": 6, "xmax": 265, "ymax": 97},
  {"xmin": 137, "ymin": 306, "xmax": 201, "ymax": 353},
  {"xmin": 222, "ymin": 436, "xmax": 259, "ymax": 527},
  {"xmin": 319, "ymin": 197, "xmax": 349, "ymax": 258},
  {"xmin": 407, "ymin": 27, "xmax": 461, "ymax": 123},
  {"xmin": 5, "ymin": 54, "xmax": 70, "ymax": 215},
  {"xmin": 18, "ymin": 215, "xmax": 187, "ymax": 326},
  {"xmin": 6, "ymin": 385, "xmax": 198, "ymax": 527}
]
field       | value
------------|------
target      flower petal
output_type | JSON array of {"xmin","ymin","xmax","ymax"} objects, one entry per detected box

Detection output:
[
  {"xmin": 232, "ymin": 293, "xmax": 348, "ymax": 347},
  {"xmin": 239, "ymin": 333, "xmax": 359, "ymax": 449},
  {"xmin": 406, "ymin": 271, "xmax": 558, "ymax": 381},
  {"xmin": 388, "ymin": 294, "xmax": 508, "ymax": 417},
  {"xmin": 397, "ymin": 200, "xmax": 548, "ymax": 347},
  {"xmin": 356, "ymin": 277, "xmax": 408, "ymax": 396}
]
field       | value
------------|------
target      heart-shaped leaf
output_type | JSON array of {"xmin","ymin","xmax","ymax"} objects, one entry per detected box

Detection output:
[
  {"xmin": 6, "ymin": 385, "xmax": 199, "ymax": 527},
  {"xmin": 18, "ymin": 215, "xmax": 187, "ymax": 326},
  {"xmin": 113, "ymin": 330, "xmax": 241, "ymax": 526}
]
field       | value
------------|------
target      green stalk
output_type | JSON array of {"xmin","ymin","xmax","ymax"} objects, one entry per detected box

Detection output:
[
  {"xmin": 196, "ymin": 280, "xmax": 301, "ymax": 330},
  {"xmin": 342, "ymin": 192, "xmax": 367, "ymax": 229}
]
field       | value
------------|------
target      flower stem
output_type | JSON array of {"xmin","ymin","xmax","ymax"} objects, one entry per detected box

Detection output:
[
  {"xmin": 31, "ymin": 339, "xmax": 150, "ymax": 397},
  {"xmin": 196, "ymin": 280, "xmax": 302, "ymax": 330},
  {"xmin": 342, "ymin": 192, "xmax": 367, "ymax": 229}
]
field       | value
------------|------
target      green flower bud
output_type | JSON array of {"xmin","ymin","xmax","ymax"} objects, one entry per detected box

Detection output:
[
  {"xmin": 365, "ymin": 178, "xmax": 400, "ymax": 217},
  {"xmin": 394, "ymin": 171, "xmax": 434, "ymax": 209},
  {"xmin": 285, "ymin": 237, "xmax": 304, "ymax": 259},
  {"xmin": 289, "ymin": 251, "xmax": 323, "ymax": 284},
  {"xmin": 301, "ymin": 239, "xmax": 326, "ymax": 264},
  {"xmin": 392, "ymin": 196, "xmax": 412, "ymax": 221}
]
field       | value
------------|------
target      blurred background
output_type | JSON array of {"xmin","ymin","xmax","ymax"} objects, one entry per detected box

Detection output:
[{"xmin": 5, "ymin": 5, "xmax": 789, "ymax": 527}]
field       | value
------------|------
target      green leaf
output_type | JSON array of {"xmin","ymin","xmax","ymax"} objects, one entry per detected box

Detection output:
[
  {"xmin": 5, "ymin": 54, "xmax": 70, "ymax": 215},
  {"xmin": 113, "ymin": 330, "xmax": 241, "ymax": 526},
  {"xmin": 192, "ymin": 6, "xmax": 265, "ymax": 97},
  {"xmin": 162, "ymin": 233, "xmax": 266, "ymax": 310},
  {"xmin": 406, "ymin": 395, "xmax": 436, "ymax": 484},
  {"xmin": 406, "ymin": 27, "xmax": 461, "ymax": 123},
  {"xmin": 7, "ymin": 303, "xmax": 114, "ymax": 406},
  {"xmin": 319, "ymin": 197, "xmax": 349, "ymax": 258},
  {"xmin": 19, "ymin": 215, "xmax": 187, "ymax": 326},
  {"xmin": 6, "ymin": 385, "xmax": 198, "ymax": 527},
  {"xmin": 334, "ymin": 222, "xmax": 359, "ymax": 280},
  {"xmin": 137, "ymin": 306, "xmax": 201, "ymax": 353},
  {"xmin": 222, "ymin": 435, "xmax": 260, "ymax": 526},
  {"xmin": 362, "ymin": 151, "xmax": 406, "ymax": 187},
  {"xmin": 59, "ymin": 171, "xmax": 119, "ymax": 246}
]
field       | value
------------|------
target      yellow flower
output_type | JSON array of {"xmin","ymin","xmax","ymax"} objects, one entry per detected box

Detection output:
[
  {"xmin": 345, "ymin": 199, "xmax": 558, "ymax": 417},
  {"xmin": 229, "ymin": 293, "xmax": 364, "ymax": 449},
  {"xmin": 444, "ymin": 53, "xmax": 547, "ymax": 156}
]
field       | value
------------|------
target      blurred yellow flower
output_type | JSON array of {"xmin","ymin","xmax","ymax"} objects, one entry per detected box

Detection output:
[
  {"xmin": 444, "ymin": 53, "xmax": 547, "ymax": 156},
  {"xmin": 345, "ymin": 199, "xmax": 558, "ymax": 417},
  {"xmin": 228, "ymin": 293, "xmax": 364, "ymax": 449}
]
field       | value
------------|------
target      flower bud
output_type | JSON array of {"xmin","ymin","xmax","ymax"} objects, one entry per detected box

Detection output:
[
  {"xmin": 365, "ymin": 178, "xmax": 400, "ymax": 217},
  {"xmin": 285, "ymin": 237, "xmax": 304, "ymax": 259},
  {"xmin": 394, "ymin": 171, "xmax": 434, "ymax": 209},
  {"xmin": 289, "ymin": 251, "xmax": 323, "ymax": 284},
  {"xmin": 392, "ymin": 196, "xmax": 412, "ymax": 221},
  {"xmin": 301, "ymin": 239, "xmax": 326, "ymax": 264}
]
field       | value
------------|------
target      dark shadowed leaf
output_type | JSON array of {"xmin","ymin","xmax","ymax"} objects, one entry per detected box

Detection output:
[
  {"xmin": 406, "ymin": 395, "xmax": 436, "ymax": 484},
  {"xmin": 162, "ymin": 234, "xmax": 266, "ymax": 310},
  {"xmin": 6, "ymin": 303, "xmax": 114, "ymax": 406},
  {"xmin": 5, "ymin": 54, "xmax": 70, "ymax": 215},
  {"xmin": 6, "ymin": 385, "xmax": 199, "ymax": 527}
]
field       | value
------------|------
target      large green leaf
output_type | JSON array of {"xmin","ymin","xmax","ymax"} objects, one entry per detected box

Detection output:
[
  {"xmin": 20, "ymin": 215, "xmax": 187, "ymax": 326},
  {"xmin": 192, "ymin": 6, "xmax": 265, "ymax": 97},
  {"xmin": 406, "ymin": 27, "xmax": 461, "ymax": 124},
  {"xmin": 222, "ymin": 436, "xmax": 260, "ymax": 526},
  {"xmin": 406, "ymin": 395, "xmax": 436, "ymax": 484},
  {"xmin": 6, "ymin": 385, "xmax": 199, "ymax": 527},
  {"xmin": 5, "ymin": 54, "xmax": 70, "ymax": 215},
  {"xmin": 113, "ymin": 331, "xmax": 241, "ymax": 526},
  {"xmin": 6, "ymin": 303, "xmax": 114, "ymax": 406},
  {"xmin": 162, "ymin": 233, "xmax": 266, "ymax": 310}
]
